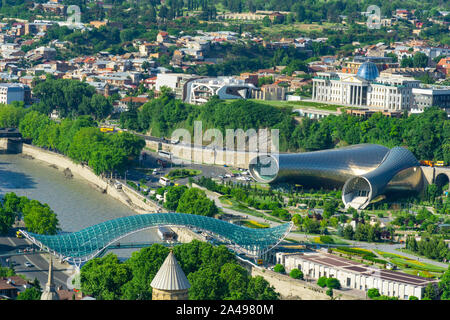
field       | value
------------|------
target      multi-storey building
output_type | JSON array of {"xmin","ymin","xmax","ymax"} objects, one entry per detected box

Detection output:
[
  {"xmin": 0, "ymin": 83, "xmax": 31, "ymax": 105},
  {"xmin": 276, "ymin": 252, "xmax": 438, "ymax": 300},
  {"xmin": 411, "ymin": 87, "xmax": 450, "ymax": 113},
  {"xmin": 184, "ymin": 77, "xmax": 256, "ymax": 104},
  {"xmin": 312, "ymin": 61, "xmax": 421, "ymax": 111}
]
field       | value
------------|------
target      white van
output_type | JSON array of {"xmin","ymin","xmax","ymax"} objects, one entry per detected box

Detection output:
[{"xmin": 159, "ymin": 176, "xmax": 171, "ymax": 186}]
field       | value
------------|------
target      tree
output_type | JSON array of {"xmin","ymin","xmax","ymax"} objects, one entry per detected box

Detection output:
[
  {"xmin": 22, "ymin": 201, "xmax": 59, "ymax": 235},
  {"xmin": 164, "ymin": 185, "xmax": 188, "ymax": 211},
  {"xmin": 367, "ymin": 288, "xmax": 380, "ymax": 299},
  {"xmin": 246, "ymin": 276, "xmax": 279, "ymax": 300},
  {"xmin": 273, "ymin": 264, "xmax": 285, "ymax": 274},
  {"xmin": 439, "ymin": 266, "xmax": 450, "ymax": 300},
  {"xmin": 401, "ymin": 57, "xmax": 414, "ymax": 68},
  {"xmin": 262, "ymin": 16, "xmax": 271, "ymax": 27},
  {"xmin": 326, "ymin": 278, "xmax": 341, "ymax": 289},
  {"xmin": 413, "ymin": 52, "xmax": 429, "ymax": 68},
  {"xmin": 16, "ymin": 287, "xmax": 41, "ymax": 300},
  {"xmin": 326, "ymin": 288, "xmax": 333, "ymax": 299},
  {"xmin": 89, "ymin": 94, "xmax": 113, "ymax": 120},
  {"xmin": 0, "ymin": 206, "xmax": 16, "ymax": 235},
  {"xmin": 121, "ymin": 244, "xmax": 170, "ymax": 300},
  {"xmin": 317, "ymin": 276, "xmax": 327, "ymax": 288},
  {"xmin": 80, "ymin": 253, "xmax": 132, "ymax": 300},
  {"xmin": 343, "ymin": 224, "xmax": 354, "ymax": 240},
  {"xmin": 423, "ymin": 283, "xmax": 439, "ymax": 300},
  {"xmin": 176, "ymin": 188, "xmax": 218, "ymax": 217},
  {"xmin": 289, "ymin": 268, "xmax": 304, "ymax": 280},
  {"xmin": 323, "ymin": 200, "xmax": 337, "ymax": 219},
  {"xmin": 188, "ymin": 266, "xmax": 227, "ymax": 300},
  {"xmin": 220, "ymin": 263, "xmax": 250, "ymax": 300},
  {"xmin": 291, "ymin": 214, "xmax": 303, "ymax": 228},
  {"xmin": 303, "ymin": 216, "xmax": 321, "ymax": 234}
]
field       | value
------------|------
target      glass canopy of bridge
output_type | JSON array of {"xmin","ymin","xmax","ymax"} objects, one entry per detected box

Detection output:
[{"xmin": 19, "ymin": 213, "xmax": 292, "ymax": 266}]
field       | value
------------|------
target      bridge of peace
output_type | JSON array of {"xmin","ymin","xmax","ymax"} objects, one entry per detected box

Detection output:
[{"xmin": 19, "ymin": 213, "xmax": 293, "ymax": 267}]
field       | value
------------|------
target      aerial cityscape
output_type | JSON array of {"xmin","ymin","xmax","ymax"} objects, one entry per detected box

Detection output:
[{"xmin": 0, "ymin": 0, "xmax": 449, "ymax": 307}]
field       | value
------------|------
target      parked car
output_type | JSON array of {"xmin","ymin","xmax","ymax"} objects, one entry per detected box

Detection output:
[{"xmin": 24, "ymin": 262, "xmax": 33, "ymax": 268}]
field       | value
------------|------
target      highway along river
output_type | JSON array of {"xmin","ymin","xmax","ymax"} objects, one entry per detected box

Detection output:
[{"xmin": 0, "ymin": 154, "xmax": 160, "ymax": 260}]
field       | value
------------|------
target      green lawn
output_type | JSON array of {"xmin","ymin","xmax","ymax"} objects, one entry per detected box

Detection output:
[
  {"xmin": 241, "ymin": 220, "xmax": 270, "ymax": 229},
  {"xmin": 166, "ymin": 169, "xmax": 202, "ymax": 180},
  {"xmin": 244, "ymin": 99, "xmax": 357, "ymax": 112},
  {"xmin": 375, "ymin": 250, "xmax": 447, "ymax": 274},
  {"xmin": 313, "ymin": 235, "xmax": 349, "ymax": 245}
]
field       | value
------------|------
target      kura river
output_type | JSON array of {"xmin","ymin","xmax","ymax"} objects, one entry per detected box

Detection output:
[{"xmin": 0, "ymin": 154, "xmax": 159, "ymax": 259}]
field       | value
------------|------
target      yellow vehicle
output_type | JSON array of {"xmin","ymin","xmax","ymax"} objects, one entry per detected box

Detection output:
[
  {"xmin": 435, "ymin": 161, "xmax": 445, "ymax": 167},
  {"xmin": 257, "ymin": 259, "xmax": 263, "ymax": 265},
  {"xmin": 100, "ymin": 127, "xmax": 114, "ymax": 133},
  {"xmin": 16, "ymin": 231, "xmax": 22, "ymax": 238}
]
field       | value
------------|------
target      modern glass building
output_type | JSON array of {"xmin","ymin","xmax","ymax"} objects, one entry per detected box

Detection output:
[{"xmin": 249, "ymin": 144, "xmax": 423, "ymax": 209}]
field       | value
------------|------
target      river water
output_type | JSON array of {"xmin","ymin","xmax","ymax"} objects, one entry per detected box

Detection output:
[{"xmin": 0, "ymin": 154, "xmax": 159, "ymax": 259}]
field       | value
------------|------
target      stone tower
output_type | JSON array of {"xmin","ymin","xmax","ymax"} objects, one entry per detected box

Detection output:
[
  {"xmin": 150, "ymin": 251, "xmax": 190, "ymax": 300},
  {"xmin": 41, "ymin": 257, "xmax": 59, "ymax": 300}
]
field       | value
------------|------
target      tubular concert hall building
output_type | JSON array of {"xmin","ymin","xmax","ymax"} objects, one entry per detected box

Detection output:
[{"xmin": 249, "ymin": 144, "xmax": 424, "ymax": 210}]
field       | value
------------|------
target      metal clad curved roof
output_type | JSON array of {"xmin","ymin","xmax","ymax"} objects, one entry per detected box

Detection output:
[
  {"xmin": 250, "ymin": 144, "xmax": 390, "ymax": 185},
  {"xmin": 361, "ymin": 146, "xmax": 420, "ymax": 197},
  {"xmin": 20, "ymin": 213, "xmax": 292, "ymax": 264}
]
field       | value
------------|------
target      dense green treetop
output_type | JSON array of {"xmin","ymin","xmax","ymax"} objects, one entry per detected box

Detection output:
[{"xmin": 79, "ymin": 240, "xmax": 279, "ymax": 300}]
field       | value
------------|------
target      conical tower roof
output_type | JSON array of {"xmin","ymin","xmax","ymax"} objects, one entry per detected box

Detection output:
[{"xmin": 150, "ymin": 251, "xmax": 190, "ymax": 291}]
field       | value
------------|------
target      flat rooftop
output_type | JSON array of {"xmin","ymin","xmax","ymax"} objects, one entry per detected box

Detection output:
[{"xmin": 290, "ymin": 252, "xmax": 437, "ymax": 287}]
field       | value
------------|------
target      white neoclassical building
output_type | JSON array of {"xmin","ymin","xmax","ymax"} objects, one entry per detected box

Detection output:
[
  {"xmin": 276, "ymin": 252, "xmax": 438, "ymax": 300},
  {"xmin": 312, "ymin": 62, "xmax": 421, "ymax": 111}
]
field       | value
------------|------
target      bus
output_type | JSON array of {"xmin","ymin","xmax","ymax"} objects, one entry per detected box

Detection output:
[
  {"xmin": 158, "ymin": 150, "xmax": 172, "ymax": 159},
  {"xmin": 420, "ymin": 160, "xmax": 434, "ymax": 167},
  {"xmin": 100, "ymin": 127, "xmax": 114, "ymax": 133},
  {"xmin": 157, "ymin": 226, "xmax": 177, "ymax": 241},
  {"xmin": 159, "ymin": 176, "xmax": 172, "ymax": 186}
]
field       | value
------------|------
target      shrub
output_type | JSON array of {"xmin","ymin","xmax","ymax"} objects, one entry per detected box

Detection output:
[
  {"xmin": 326, "ymin": 288, "xmax": 333, "ymax": 298},
  {"xmin": 289, "ymin": 268, "xmax": 304, "ymax": 280},
  {"xmin": 326, "ymin": 278, "xmax": 341, "ymax": 289},
  {"xmin": 319, "ymin": 235, "xmax": 335, "ymax": 244},
  {"xmin": 409, "ymin": 296, "xmax": 419, "ymax": 300},
  {"xmin": 367, "ymin": 288, "xmax": 380, "ymax": 299},
  {"xmin": 274, "ymin": 264, "xmax": 285, "ymax": 274},
  {"xmin": 317, "ymin": 276, "xmax": 327, "ymax": 288}
]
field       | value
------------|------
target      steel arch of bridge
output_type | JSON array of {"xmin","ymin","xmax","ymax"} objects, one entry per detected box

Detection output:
[{"xmin": 19, "ymin": 213, "xmax": 292, "ymax": 266}]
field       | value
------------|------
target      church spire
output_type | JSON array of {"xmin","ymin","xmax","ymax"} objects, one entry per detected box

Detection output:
[{"xmin": 40, "ymin": 256, "xmax": 59, "ymax": 300}]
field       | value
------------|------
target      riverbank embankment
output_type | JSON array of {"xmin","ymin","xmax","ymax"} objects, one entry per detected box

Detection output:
[{"xmin": 21, "ymin": 144, "xmax": 160, "ymax": 214}]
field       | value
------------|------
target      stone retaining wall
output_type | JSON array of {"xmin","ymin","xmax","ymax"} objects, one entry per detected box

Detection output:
[
  {"xmin": 237, "ymin": 259, "xmax": 361, "ymax": 300},
  {"xmin": 21, "ymin": 144, "xmax": 160, "ymax": 214}
]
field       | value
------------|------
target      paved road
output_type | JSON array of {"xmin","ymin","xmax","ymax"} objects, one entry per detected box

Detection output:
[{"xmin": 0, "ymin": 232, "xmax": 72, "ymax": 289}]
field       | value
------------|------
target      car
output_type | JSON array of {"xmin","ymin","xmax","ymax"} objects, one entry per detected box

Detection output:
[
  {"xmin": 24, "ymin": 262, "xmax": 33, "ymax": 268},
  {"xmin": 225, "ymin": 174, "xmax": 232, "ymax": 178}
]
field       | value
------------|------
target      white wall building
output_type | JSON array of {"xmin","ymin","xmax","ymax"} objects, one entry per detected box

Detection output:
[
  {"xmin": 276, "ymin": 252, "xmax": 438, "ymax": 300},
  {"xmin": 184, "ymin": 77, "xmax": 256, "ymax": 104},
  {"xmin": 312, "ymin": 62, "xmax": 421, "ymax": 111},
  {"xmin": 155, "ymin": 73, "xmax": 199, "ymax": 100}
]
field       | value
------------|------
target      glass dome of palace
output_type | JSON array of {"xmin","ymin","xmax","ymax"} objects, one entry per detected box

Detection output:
[{"xmin": 356, "ymin": 61, "xmax": 379, "ymax": 81}]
